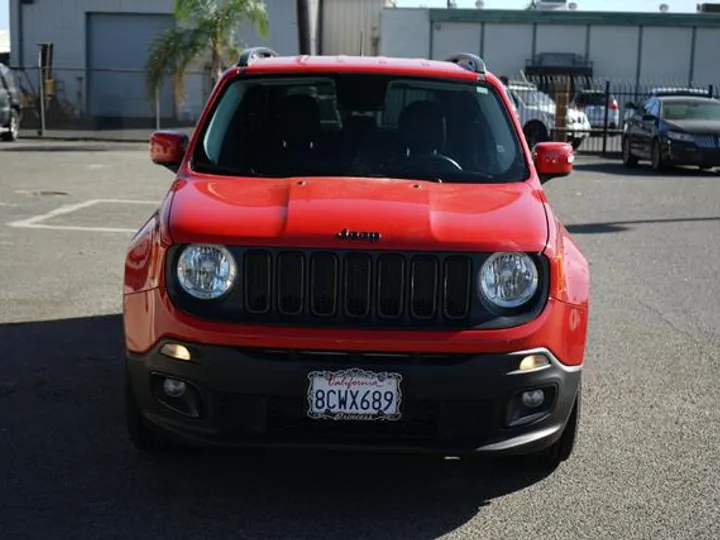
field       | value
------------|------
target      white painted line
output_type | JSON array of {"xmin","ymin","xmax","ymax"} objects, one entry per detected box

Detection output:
[
  {"xmin": 7, "ymin": 200, "xmax": 101, "ymax": 228},
  {"xmin": 6, "ymin": 198, "xmax": 159, "ymax": 231}
]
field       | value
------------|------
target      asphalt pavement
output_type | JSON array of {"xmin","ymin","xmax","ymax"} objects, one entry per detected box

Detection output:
[{"xmin": 1, "ymin": 140, "xmax": 719, "ymax": 539}]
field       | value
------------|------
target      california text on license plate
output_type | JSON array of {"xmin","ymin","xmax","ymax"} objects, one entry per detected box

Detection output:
[{"xmin": 306, "ymin": 368, "xmax": 403, "ymax": 421}]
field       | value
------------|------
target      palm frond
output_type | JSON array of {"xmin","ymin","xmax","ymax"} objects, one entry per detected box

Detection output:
[{"xmin": 145, "ymin": 26, "xmax": 207, "ymax": 106}]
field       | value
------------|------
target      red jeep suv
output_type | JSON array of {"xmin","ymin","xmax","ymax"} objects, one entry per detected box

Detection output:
[{"xmin": 124, "ymin": 48, "xmax": 589, "ymax": 470}]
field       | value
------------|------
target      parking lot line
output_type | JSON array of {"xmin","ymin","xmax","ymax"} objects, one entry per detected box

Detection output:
[{"xmin": 6, "ymin": 199, "xmax": 158, "ymax": 233}]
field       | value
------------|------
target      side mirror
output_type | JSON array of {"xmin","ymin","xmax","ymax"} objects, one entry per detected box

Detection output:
[
  {"xmin": 533, "ymin": 142, "xmax": 574, "ymax": 184},
  {"xmin": 150, "ymin": 130, "xmax": 189, "ymax": 173}
]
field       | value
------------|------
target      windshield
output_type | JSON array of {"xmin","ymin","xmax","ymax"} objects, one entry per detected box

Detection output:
[
  {"xmin": 576, "ymin": 91, "xmax": 617, "ymax": 106},
  {"xmin": 662, "ymin": 100, "xmax": 720, "ymax": 120},
  {"xmin": 192, "ymin": 73, "xmax": 529, "ymax": 184},
  {"xmin": 513, "ymin": 89, "xmax": 554, "ymax": 108}
]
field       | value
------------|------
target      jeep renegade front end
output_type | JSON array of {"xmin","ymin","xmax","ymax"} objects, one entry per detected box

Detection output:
[{"xmin": 124, "ymin": 49, "xmax": 589, "ymax": 469}]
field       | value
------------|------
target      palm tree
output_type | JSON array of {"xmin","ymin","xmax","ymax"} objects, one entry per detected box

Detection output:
[{"xmin": 146, "ymin": 0, "xmax": 270, "ymax": 112}]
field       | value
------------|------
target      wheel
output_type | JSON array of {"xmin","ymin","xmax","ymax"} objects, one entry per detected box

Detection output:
[
  {"xmin": 523, "ymin": 122, "xmax": 548, "ymax": 149},
  {"xmin": 527, "ymin": 386, "xmax": 581, "ymax": 471},
  {"xmin": 125, "ymin": 371, "xmax": 173, "ymax": 454},
  {"xmin": 621, "ymin": 136, "xmax": 638, "ymax": 167},
  {"xmin": 1, "ymin": 109, "xmax": 19, "ymax": 142},
  {"xmin": 650, "ymin": 139, "xmax": 667, "ymax": 172}
]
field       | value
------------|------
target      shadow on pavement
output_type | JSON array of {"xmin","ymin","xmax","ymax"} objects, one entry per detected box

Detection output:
[
  {"xmin": 566, "ymin": 215, "xmax": 720, "ymax": 235},
  {"xmin": 574, "ymin": 160, "xmax": 720, "ymax": 177},
  {"xmin": 0, "ymin": 314, "xmax": 554, "ymax": 539},
  {"xmin": 566, "ymin": 222, "xmax": 630, "ymax": 234}
]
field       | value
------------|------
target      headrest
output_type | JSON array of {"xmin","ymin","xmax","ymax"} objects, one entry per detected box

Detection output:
[
  {"xmin": 276, "ymin": 94, "xmax": 322, "ymax": 144},
  {"xmin": 398, "ymin": 100, "xmax": 447, "ymax": 154}
]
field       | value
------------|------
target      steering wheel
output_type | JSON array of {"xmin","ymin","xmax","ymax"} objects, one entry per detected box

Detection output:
[{"xmin": 383, "ymin": 153, "xmax": 464, "ymax": 178}]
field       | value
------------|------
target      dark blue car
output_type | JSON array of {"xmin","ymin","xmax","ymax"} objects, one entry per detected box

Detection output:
[{"xmin": 622, "ymin": 95, "xmax": 720, "ymax": 172}]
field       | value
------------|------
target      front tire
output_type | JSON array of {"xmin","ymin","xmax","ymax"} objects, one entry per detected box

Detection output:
[
  {"xmin": 1, "ymin": 109, "xmax": 19, "ymax": 142},
  {"xmin": 125, "ymin": 371, "xmax": 173, "ymax": 454},
  {"xmin": 622, "ymin": 136, "xmax": 638, "ymax": 167},
  {"xmin": 527, "ymin": 386, "xmax": 581, "ymax": 471},
  {"xmin": 524, "ymin": 121, "xmax": 548, "ymax": 149},
  {"xmin": 651, "ymin": 139, "xmax": 668, "ymax": 172}
]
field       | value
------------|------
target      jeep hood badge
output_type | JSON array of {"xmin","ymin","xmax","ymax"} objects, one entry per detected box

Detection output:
[{"xmin": 336, "ymin": 228, "xmax": 381, "ymax": 243}]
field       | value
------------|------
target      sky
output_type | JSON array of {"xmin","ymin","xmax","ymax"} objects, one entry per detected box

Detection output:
[{"xmin": 0, "ymin": 0, "xmax": 705, "ymax": 32}]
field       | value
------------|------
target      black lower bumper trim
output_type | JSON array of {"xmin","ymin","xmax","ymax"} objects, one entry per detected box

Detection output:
[{"xmin": 127, "ymin": 342, "xmax": 582, "ymax": 455}]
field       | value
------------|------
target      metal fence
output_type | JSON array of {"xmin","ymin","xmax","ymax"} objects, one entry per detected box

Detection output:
[
  {"xmin": 8, "ymin": 66, "xmax": 720, "ymax": 153},
  {"xmin": 10, "ymin": 66, "xmax": 209, "ymax": 140},
  {"xmin": 505, "ymin": 74, "xmax": 719, "ymax": 155}
]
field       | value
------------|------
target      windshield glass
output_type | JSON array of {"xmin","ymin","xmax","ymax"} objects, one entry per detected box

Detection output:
[
  {"xmin": 662, "ymin": 100, "xmax": 720, "ymax": 120},
  {"xmin": 192, "ymin": 74, "xmax": 529, "ymax": 183},
  {"xmin": 513, "ymin": 89, "xmax": 554, "ymax": 108},
  {"xmin": 576, "ymin": 91, "xmax": 617, "ymax": 106}
]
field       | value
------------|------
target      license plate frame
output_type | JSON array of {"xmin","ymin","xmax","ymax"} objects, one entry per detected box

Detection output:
[{"xmin": 306, "ymin": 368, "xmax": 403, "ymax": 422}]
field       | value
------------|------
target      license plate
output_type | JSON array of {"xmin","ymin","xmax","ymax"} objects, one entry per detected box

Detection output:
[{"xmin": 306, "ymin": 368, "xmax": 403, "ymax": 421}]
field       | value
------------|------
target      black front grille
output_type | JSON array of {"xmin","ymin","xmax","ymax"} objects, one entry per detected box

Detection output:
[
  {"xmin": 693, "ymin": 134, "xmax": 719, "ymax": 148},
  {"xmin": 241, "ymin": 250, "xmax": 473, "ymax": 326},
  {"xmin": 167, "ymin": 246, "xmax": 549, "ymax": 330}
]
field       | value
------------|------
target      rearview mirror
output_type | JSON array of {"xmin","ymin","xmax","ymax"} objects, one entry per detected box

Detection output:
[
  {"xmin": 533, "ymin": 142, "xmax": 574, "ymax": 184},
  {"xmin": 150, "ymin": 130, "xmax": 189, "ymax": 173}
]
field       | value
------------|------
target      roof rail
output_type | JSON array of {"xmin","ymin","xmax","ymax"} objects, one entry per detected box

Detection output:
[
  {"xmin": 237, "ymin": 47, "xmax": 278, "ymax": 67},
  {"xmin": 445, "ymin": 53, "xmax": 486, "ymax": 75}
]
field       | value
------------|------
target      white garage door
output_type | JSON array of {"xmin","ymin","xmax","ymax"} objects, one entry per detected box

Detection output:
[{"xmin": 87, "ymin": 13, "xmax": 175, "ymax": 119}]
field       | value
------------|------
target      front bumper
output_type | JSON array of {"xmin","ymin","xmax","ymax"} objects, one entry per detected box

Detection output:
[
  {"xmin": 567, "ymin": 121, "xmax": 592, "ymax": 140},
  {"xmin": 665, "ymin": 140, "xmax": 720, "ymax": 166},
  {"xmin": 127, "ymin": 342, "xmax": 581, "ymax": 455}
]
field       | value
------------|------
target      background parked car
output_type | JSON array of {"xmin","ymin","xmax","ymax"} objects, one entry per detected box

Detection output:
[
  {"xmin": 505, "ymin": 80, "xmax": 591, "ymax": 150},
  {"xmin": 622, "ymin": 94, "xmax": 720, "ymax": 171},
  {"xmin": 623, "ymin": 86, "xmax": 715, "ymax": 125},
  {"xmin": 571, "ymin": 88, "xmax": 620, "ymax": 136},
  {"xmin": 0, "ymin": 62, "xmax": 20, "ymax": 142}
]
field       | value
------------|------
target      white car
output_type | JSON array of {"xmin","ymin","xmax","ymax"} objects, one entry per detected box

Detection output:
[
  {"xmin": 506, "ymin": 81, "xmax": 591, "ymax": 150},
  {"xmin": 570, "ymin": 89, "xmax": 620, "ymax": 136}
]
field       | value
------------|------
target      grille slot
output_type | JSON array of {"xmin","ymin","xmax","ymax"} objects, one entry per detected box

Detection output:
[
  {"xmin": 694, "ymin": 134, "xmax": 718, "ymax": 148},
  {"xmin": 277, "ymin": 252, "xmax": 305, "ymax": 315},
  {"xmin": 377, "ymin": 254, "xmax": 405, "ymax": 319},
  {"xmin": 344, "ymin": 253, "xmax": 372, "ymax": 317},
  {"xmin": 239, "ymin": 250, "xmax": 474, "ymax": 326},
  {"xmin": 443, "ymin": 256, "xmax": 472, "ymax": 319},
  {"xmin": 244, "ymin": 250, "xmax": 272, "ymax": 314},
  {"xmin": 410, "ymin": 256, "xmax": 439, "ymax": 319},
  {"xmin": 310, "ymin": 253, "xmax": 339, "ymax": 317}
]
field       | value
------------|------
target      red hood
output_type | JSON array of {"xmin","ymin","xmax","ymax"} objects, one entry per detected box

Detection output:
[{"xmin": 168, "ymin": 176, "xmax": 549, "ymax": 252}]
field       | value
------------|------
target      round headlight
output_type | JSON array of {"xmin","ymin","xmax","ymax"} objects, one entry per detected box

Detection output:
[
  {"xmin": 176, "ymin": 244, "xmax": 237, "ymax": 299},
  {"xmin": 478, "ymin": 252, "xmax": 539, "ymax": 309}
]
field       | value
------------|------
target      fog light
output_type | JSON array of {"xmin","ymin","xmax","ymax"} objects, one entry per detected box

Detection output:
[
  {"xmin": 163, "ymin": 378, "xmax": 187, "ymax": 398},
  {"xmin": 160, "ymin": 343, "xmax": 192, "ymax": 361},
  {"xmin": 518, "ymin": 354, "xmax": 550, "ymax": 372},
  {"xmin": 521, "ymin": 389, "xmax": 545, "ymax": 408}
]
